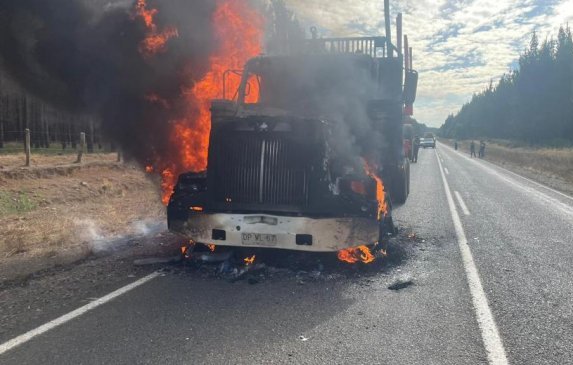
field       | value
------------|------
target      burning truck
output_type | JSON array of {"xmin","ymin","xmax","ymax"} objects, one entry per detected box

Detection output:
[{"xmin": 167, "ymin": 1, "xmax": 418, "ymax": 258}]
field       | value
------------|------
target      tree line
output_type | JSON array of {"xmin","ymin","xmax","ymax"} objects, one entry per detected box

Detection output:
[
  {"xmin": 0, "ymin": 72, "xmax": 104, "ymax": 152},
  {"xmin": 440, "ymin": 26, "xmax": 573, "ymax": 146}
]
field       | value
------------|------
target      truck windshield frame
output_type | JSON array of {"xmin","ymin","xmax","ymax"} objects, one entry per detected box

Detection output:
[{"xmin": 236, "ymin": 55, "xmax": 377, "ymax": 115}]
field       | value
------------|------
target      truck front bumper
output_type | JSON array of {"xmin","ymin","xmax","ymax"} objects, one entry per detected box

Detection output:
[{"xmin": 169, "ymin": 213, "xmax": 379, "ymax": 252}]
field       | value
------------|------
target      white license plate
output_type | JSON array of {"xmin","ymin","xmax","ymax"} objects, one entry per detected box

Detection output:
[{"xmin": 241, "ymin": 233, "xmax": 278, "ymax": 246}]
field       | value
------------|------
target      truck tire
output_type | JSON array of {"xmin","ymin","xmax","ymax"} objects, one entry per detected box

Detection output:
[
  {"xmin": 392, "ymin": 166, "xmax": 408, "ymax": 205},
  {"xmin": 377, "ymin": 197, "xmax": 395, "ymax": 254},
  {"xmin": 406, "ymin": 162, "xmax": 410, "ymax": 197}
]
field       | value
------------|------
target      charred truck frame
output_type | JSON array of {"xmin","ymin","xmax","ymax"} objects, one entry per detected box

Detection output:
[{"xmin": 168, "ymin": 1, "xmax": 418, "ymax": 253}]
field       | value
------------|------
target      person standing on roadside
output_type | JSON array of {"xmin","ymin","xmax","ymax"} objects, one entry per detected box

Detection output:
[
  {"xmin": 454, "ymin": 141, "xmax": 458, "ymax": 150},
  {"xmin": 413, "ymin": 136, "xmax": 420, "ymax": 163},
  {"xmin": 479, "ymin": 140, "xmax": 486, "ymax": 158},
  {"xmin": 470, "ymin": 140, "xmax": 477, "ymax": 157}
]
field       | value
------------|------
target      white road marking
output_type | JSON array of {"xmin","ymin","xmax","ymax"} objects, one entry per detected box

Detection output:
[
  {"xmin": 454, "ymin": 191, "xmax": 471, "ymax": 216},
  {"xmin": 443, "ymin": 142, "xmax": 573, "ymax": 202},
  {"xmin": 436, "ymin": 151, "xmax": 509, "ymax": 365},
  {"xmin": 0, "ymin": 272, "xmax": 160, "ymax": 356},
  {"xmin": 444, "ymin": 167, "xmax": 450, "ymax": 175},
  {"xmin": 440, "ymin": 142, "xmax": 573, "ymax": 220}
]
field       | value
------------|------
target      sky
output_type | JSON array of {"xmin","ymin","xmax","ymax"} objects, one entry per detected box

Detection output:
[{"xmin": 284, "ymin": 0, "xmax": 573, "ymax": 127}]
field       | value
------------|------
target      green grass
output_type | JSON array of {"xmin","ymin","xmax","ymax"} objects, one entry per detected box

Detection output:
[{"xmin": 0, "ymin": 191, "xmax": 38, "ymax": 216}]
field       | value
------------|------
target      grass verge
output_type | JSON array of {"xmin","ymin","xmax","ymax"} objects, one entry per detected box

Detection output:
[{"xmin": 443, "ymin": 139, "xmax": 573, "ymax": 192}]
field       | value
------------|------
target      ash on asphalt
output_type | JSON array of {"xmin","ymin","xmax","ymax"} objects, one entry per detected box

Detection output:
[{"xmin": 160, "ymin": 227, "xmax": 419, "ymax": 285}]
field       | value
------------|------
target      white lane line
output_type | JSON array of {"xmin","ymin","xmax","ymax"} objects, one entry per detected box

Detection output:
[
  {"xmin": 454, "ymin": 191, "xmax": 471, "ymax": 216},
  {"xmin": 439, "ymin": 143, "xmax": 573, "ymax": 220},
  {"xmin": 0, "ymin": 272, "xmax": 160, "ymax": 356},
  {"xmin": 436, "ymin": 151, "xmax": 509, "ymax": 365},
  {"xmin": 444, "ymin": 167, "xmax": 450, "ymax": 175}
]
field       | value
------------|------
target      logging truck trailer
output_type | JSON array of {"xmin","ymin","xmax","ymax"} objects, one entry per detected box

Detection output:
[{"xmin": 167, "ymin": 1, "xmax": 418, "ymax": 253}]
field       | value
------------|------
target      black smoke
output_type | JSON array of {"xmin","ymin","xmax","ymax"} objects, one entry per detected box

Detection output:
[{"xmin": 0, "ymin": 0, "xmax": 217, "ymax": 163}]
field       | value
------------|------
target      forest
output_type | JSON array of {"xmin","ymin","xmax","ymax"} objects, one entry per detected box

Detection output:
[
  {"xmin": 439, "ymin": 26, "xmax": 573, "ymax": 146},
  {"xmin": 0, "ymin": 74, "xmax": 103, "ymax": 153}
]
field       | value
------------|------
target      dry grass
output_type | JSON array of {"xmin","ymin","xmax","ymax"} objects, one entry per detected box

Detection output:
[
  {"xmin": 0, "ymin": 152, "xmax": 118, "ymax": 170},
  {"xmin": 0, "ymin": 163, "xmax": 165, "ymax": 258},
  {"xmin": 446, "ymin": 139, "xmax": 573, "ymax": 185}
]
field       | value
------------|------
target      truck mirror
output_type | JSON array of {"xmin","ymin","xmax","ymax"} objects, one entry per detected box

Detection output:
[{"xmin": 404, "ymin": 70, "xmax": 418, "ymax": 104}]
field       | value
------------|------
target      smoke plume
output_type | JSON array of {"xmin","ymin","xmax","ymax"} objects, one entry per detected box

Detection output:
[{"xmin": 0, "ymin": 0, "xmax": 217, "ymax": 164}]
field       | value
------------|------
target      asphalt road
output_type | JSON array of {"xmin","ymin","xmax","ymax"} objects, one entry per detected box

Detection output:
[{"xmin": 1, "ymin": 142, "xmax": 573, "ymax": 364}]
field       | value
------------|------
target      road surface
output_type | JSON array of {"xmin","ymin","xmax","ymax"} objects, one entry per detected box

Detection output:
[{"xmin": 1, "ymin": 142, "xmax": 572, "ymax": 364}]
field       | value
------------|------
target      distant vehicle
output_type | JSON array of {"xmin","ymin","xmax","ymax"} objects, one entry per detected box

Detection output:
[{"xmin": 420, "ymin": 134, "xmax": 436, "ymax": 148}]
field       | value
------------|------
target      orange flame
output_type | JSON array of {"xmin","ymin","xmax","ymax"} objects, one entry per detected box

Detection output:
[
  {"xmin": 145, "ymin": 165, "xmax": 154, "ymax": 173},
  {"xmin": 159, "ymin": 0, "xmax": 264, "ymax": 204},
  {"xmin": 244, "ymin": 255, "xmax": 256, "ymax": 265},
  {"xmin": 363, "ymin": 160, "xmax": 388, "ymax": 220},
  {"xmin": 181, "ymin": 240, "xmax": 195, "ymax": 257},
  {"xmin": 133, "ymin": 0, "xmax": 157, "ymax": 29},
  {"xmin": 140, "ymin": 26, "xmax": 179, "ymax": 57},
  {"xmin": 132, "ymin": 0, "xmax": 178, "ymax": 58},
  {"xmin": 161, "ymin": 168, "xmax": 176, "ymax": 205},
  {"xmin": 337, "ymin": 245, "xmax": 375, "ymax": 264}
]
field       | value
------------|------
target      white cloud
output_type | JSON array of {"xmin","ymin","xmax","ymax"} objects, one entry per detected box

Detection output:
[{"xmin": 284, "ymin": 0, "xmax": 571, "ymax": 127}]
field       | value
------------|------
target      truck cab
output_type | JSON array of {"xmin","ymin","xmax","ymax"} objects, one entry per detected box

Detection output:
[{"xmin": 167, "ymin": 13, "xmax": 417, "ymax": 253}]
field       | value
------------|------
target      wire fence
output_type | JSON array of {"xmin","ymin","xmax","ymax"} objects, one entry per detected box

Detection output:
[
  {"xmin": 0, "ymin": 130, "xmax": 116, "ymax": 154},
  {"xmin": 0, "ymin": 129, "xmax": 120, "ymax": 167}
]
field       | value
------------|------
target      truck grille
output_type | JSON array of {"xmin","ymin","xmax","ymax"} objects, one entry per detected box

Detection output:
[{"xmin": 209, "ymin": 133, "xmax": 309, "ymax": 208}]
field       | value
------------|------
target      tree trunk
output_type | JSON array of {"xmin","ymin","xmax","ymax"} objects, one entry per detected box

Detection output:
[
  {"xmin": 0, "ymin": 94, "xmax": 4, "ymax": 149},
  {"xmin": 43, "ymin": 103, "xmax": 50, "ymax": 148},
  {"xmin": 0, "ymin": 118, "xmax": 4, "ymax": 149},
  {"xmin": 87, "ymin": 116, "xmax": 95, "ymax": 153}
]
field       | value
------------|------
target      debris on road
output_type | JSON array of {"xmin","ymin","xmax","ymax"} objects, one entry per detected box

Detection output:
[
  {"xmin": 127, "ymin": 228, "xmax": 421, "ymax": 285},
  {"xmin": 388, "ymin": 277, "xmax": 414, "ymax": 291}
]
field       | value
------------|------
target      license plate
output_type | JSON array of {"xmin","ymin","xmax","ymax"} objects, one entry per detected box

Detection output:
[{"xmin": 241, "ymin": 233, "xmax": 278, "ymax": 246}]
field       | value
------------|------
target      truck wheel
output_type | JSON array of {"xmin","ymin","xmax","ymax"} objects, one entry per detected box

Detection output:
[
  {"xmin": 406, "ymin": 163, "xmax": 410, "ymax": 197},
  {"xmin": 377, "ymin": 198, "xmax": 395, "ymax": 254},
  {"xmin": 392, "ymin": 168, "xmax": 408, "ymax": 205}
]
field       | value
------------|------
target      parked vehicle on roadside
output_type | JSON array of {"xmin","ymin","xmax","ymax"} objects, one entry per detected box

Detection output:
[{"xmin": 420, "ymin": 133, "xmax": 436, "ymax": 148}]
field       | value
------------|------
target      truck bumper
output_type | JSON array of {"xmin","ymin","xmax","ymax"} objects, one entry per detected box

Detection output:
[{"xmin": 169, "ymin": 213, "xmax": 379, "ymax": 252}]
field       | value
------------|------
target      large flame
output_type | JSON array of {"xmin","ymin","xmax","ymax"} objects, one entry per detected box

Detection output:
[
  {"xmin": 363, "ymin": 160, "xmax": 388, "ymax": 220},
  {"xmin": 132, "ymin": 0, "xmax": 179, "ymax": 58},
  {"xmin": 157, "ymin": 0, "xmax": 264, "ymax": 204}
]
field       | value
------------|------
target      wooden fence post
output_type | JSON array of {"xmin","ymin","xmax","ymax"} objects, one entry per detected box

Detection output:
[
  {"xmin": 75, "ymin": 132, "xmax": 86, "ymax": 163},
  {"xmin": 25, "ymin": 128, "xmax": 31, "ymax": 167}
]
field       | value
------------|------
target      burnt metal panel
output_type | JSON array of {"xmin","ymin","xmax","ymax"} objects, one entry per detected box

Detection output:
[{"xmin": 208, "ymin": 131, "xmax": 309, "ymax": 211}]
